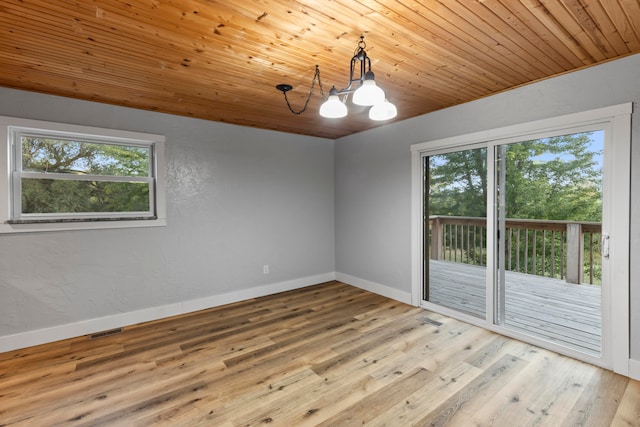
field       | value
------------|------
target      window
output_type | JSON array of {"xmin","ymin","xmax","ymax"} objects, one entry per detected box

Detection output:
[{"xmin": 0, "ymin": 117, "xmax": 165, "ymax": 232}]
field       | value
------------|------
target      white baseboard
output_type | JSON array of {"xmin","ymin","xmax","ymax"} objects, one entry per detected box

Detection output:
[
  {"xmin": 0, "ymin": 272, "xmax": 336, "ymax": 353},
  {"xmin": 335, "ymin": 272, "xmax": 412, "ymax": 305},
  {"xmin": 629, "ymin": 358, "xmax": 640, "ymax": 381}
]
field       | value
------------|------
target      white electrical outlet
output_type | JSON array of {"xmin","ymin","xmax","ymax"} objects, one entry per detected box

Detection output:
[{"xmin": 263, "ymin": 265, "xmax": 269, "ymax": 274}]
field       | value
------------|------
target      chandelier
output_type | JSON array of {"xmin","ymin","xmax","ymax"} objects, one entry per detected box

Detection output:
[{"xmin": 276, "ymin": 36, "xmax": 397, "ymax": 121}]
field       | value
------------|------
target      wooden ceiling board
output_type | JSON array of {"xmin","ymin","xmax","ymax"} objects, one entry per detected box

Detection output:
[
  {"xmin": 511, "ymin": 0, "xmax": 591, "ymax": 65},
  {"xmin": 1, "ymin": 0, "xmax": 639, "ymax": 139}
]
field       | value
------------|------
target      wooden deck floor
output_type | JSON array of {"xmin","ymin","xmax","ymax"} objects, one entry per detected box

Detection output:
[{"xmin": 428, "ymin": 260, "xmax": 602, "ymax": 355}]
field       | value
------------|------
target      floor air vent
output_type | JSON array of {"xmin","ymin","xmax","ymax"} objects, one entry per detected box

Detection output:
[
  {"xmin": 89, "ymin": 327, "xmax": 123, "ymax": 340},
  {"xmin": 418, "ymin": 316, "xmax": 443, "ymax": 327}
]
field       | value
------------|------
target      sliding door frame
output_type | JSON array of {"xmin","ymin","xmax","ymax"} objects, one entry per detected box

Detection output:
[{"xmin": 411, "ymin": 103, "xmax": 632, "ymax": 375}]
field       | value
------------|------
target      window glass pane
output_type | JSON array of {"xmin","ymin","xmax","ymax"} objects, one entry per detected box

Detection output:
[
  {"xmin": 21, "ymin": 178, "xmax": 150, "ymax": 214},
  {"xmin": 21, "ymin": 136, "xmax": 150, "ymax": 177},
  {"xmin": 495, "ymin": 130, "xmax": 604, "ymax": 356},
  {"xmin": 425, "ymin": 147, "xmax": 487, "ymax": 319}
]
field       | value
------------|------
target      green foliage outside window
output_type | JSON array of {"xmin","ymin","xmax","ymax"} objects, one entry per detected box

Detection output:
[
  {"xmin": 429, "ymin": 133, "xmax": 602, "ymax": 222},
  {"xmin": 19, "ymin": 136, "xmax": 152, "ymax": 215}
]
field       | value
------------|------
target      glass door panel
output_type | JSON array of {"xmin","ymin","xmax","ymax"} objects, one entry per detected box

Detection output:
[
  {"xmin": 494, "ymin": 131, "xmax": 603, "ymax": 356},
  {"xmin": 424, "ymin": 147, "xmax": 487, "ymax": 319}
]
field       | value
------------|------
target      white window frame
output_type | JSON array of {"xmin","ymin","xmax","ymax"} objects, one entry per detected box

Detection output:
[
  {"xmin": 0, "ymin": 116, "xmax": 166, "ymax": 233},
  {"xmin": 411, "ymin": 103, "xmax": 632, "ymax": 376}
]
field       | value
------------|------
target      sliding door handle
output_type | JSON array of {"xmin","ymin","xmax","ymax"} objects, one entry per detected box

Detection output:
[{"xmin": 602, "ymin": 234, "xmax": 610, "ymax": 259}]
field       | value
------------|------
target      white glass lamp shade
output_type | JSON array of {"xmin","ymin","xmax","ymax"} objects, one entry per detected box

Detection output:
[
  {"xmin": 319, "ymin": 94, "xmax": 348, "ymax": 118},
  {"xmin": 353, "ymin": 80, "xmax": 385, "ymax": 106},
  {"xmin": 368, "ymin": 99, "xmax": 397, "ymax": 121}
]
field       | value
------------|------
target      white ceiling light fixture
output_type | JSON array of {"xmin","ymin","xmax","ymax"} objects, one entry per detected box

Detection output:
[
  {"xmin": 352, "ymin": 74, "xmax": 385, "ymax": 106},
  {"xmin": 276, "ymin": 36, "xmax": 397, "ymax": 121},
  {"xmin": 369, "ymin": 99, "xmax": 398, "ymax": 121},
  {"xmin": 319, "ymin": 89, "xmax": 348, "ymax": 118}
]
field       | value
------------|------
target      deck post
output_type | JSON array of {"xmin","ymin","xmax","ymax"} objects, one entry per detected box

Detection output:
[
  {"xmin": 566, "ymin": 223, "xmax": 584, "ymax": 284},
  {"xmin": 430, "ymin": 217, "xmax": 443, "ymax": 260}
]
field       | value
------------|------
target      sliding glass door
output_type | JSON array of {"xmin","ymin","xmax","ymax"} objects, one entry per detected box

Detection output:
[
  {"xmin": 413, "ymin": 104, "xmax": 631, "ymax": 370},
  {"xmin": 494, "ymin": 130, "xmax": 604, "ymax": 356}
]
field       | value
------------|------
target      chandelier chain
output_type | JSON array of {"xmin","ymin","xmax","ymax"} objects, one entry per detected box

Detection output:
[
  {"xmin": 356, "ymin": 35, "xmax": 366, "ymax": 54},
  {"xmin": 282, "ymin": 65, "xmax": 326, "ymax": 115}
]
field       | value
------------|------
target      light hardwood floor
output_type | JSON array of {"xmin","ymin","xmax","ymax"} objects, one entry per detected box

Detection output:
[{"xmin": 0, "ymin": 281, "xmax": 638, "ymax": 426}]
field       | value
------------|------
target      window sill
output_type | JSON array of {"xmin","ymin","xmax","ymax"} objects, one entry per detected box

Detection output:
[{"xmin": 0, "ymin": 217, "xmax": 166, "ymax": 233}]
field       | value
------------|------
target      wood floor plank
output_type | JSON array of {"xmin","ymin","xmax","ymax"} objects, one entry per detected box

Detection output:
[
  {"xmin": 73, "ymin": 379, "xmax": 209, "ymax": 426},
  {"xmin": 0, "ymin": 361, "xmax": 158, "ymax": 425},
  {"xmin": 367, "ymin": 361, "xmax": 483, "ymax": 426},
  {"xmin": 187, "ymin": 364, "xmax": 322, "ymax": 424},
  {"xmin": 413, "ymin": 353, "xmax": 530, "ymax": 426},
  {"xmin": 612, "ymin": 379, "xmax": 640, "ymax": 426},
  {"xmin": 467, "ymin": 350, "xmax": 597, "ymax": 426},
  {"xmin": 0, "ymin": 280, "xmax": 636, "ymax": 426},
  {"xmin": 314, "ymin": 367, "xmax": 433, "ymax": 426},
  {"xmin": 561, "ymin": 368, "xmax": 631, "ymax": 427}
]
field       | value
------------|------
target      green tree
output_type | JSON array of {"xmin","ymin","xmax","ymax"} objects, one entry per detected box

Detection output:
[
  {"xmin": 502, "ymin": 133, "xmax": 601, "ymax": 222},
  {"xmin": 428, "ymin": 147, "xmax": 487, "ymax": 217}
]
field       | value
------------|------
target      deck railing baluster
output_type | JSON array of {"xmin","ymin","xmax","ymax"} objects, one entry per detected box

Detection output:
[
  {"xmin": 507, "ymin": 228, "xmax": 512, "ymax": 271},
  {"xmin": 454, "ymin": 224, "xmax": 458, "ymax": 262},
  {"xmin": 561, "ymin": 231, "xmax": 565, "ymax": 280},
  {"xmin": 516, "ymin": 229, "xmax": 520, "ymax": 273},
  {"xmin": 448, "ymin": 224, "xmax": 452, "ymax": 261},
  {"xmin": 524, "ymin": 231, "xmax": 529, "ymax": 275},
  {"xmin": 550, "ymin": 231, "xmax": 556, "ymax": 278},
  {"xmin": 459, "ymin": 224, "xmax": 463, "ymax": 263},
  {"xmin": 533, "ymin": 230, "xmax": 537, "ymax": 275},
  {"xmin": 589, "ymin": 233, "xmax": 593, "ymax": 284},
  {"xmin": 541, "ymin": 230, "xmax": 547, "ymax": 276},
  {"xmin": 467, "ymin": 225, "xmax": 471, "ymax": 264},
  {"xmin": 480, "ymin": 226, "xmax": 484, "ymax": 266},
  {"xmin": 473, "ymin": 226, "xmax": 477, "ymax": 265},
  {"xmin": 460, "ymin": 224, "xmax": 464, "ymax": 263}
]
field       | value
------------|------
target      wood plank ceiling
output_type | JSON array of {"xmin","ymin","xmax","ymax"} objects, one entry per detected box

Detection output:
[{"xmin": 0, "ymin": 1, "xmax": 639, "ymax": 139}]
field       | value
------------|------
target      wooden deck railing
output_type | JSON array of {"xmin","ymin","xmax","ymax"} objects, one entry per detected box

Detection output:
[{"xmin": 429, "ymin": 216, "xmax": 602, "ymax": 285}]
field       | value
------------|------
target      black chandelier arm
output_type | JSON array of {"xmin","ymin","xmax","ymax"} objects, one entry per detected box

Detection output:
[
  {"xmin": 347, "ymin": 56, "xmax": 358, "ymax": 90},
  {"xmin": 277, "ymin": 65, "xmax": 325, "ymax": 115},
  {"xmin": 336, "ymin": 43, "xmax": 372, "ymax": 94}
]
